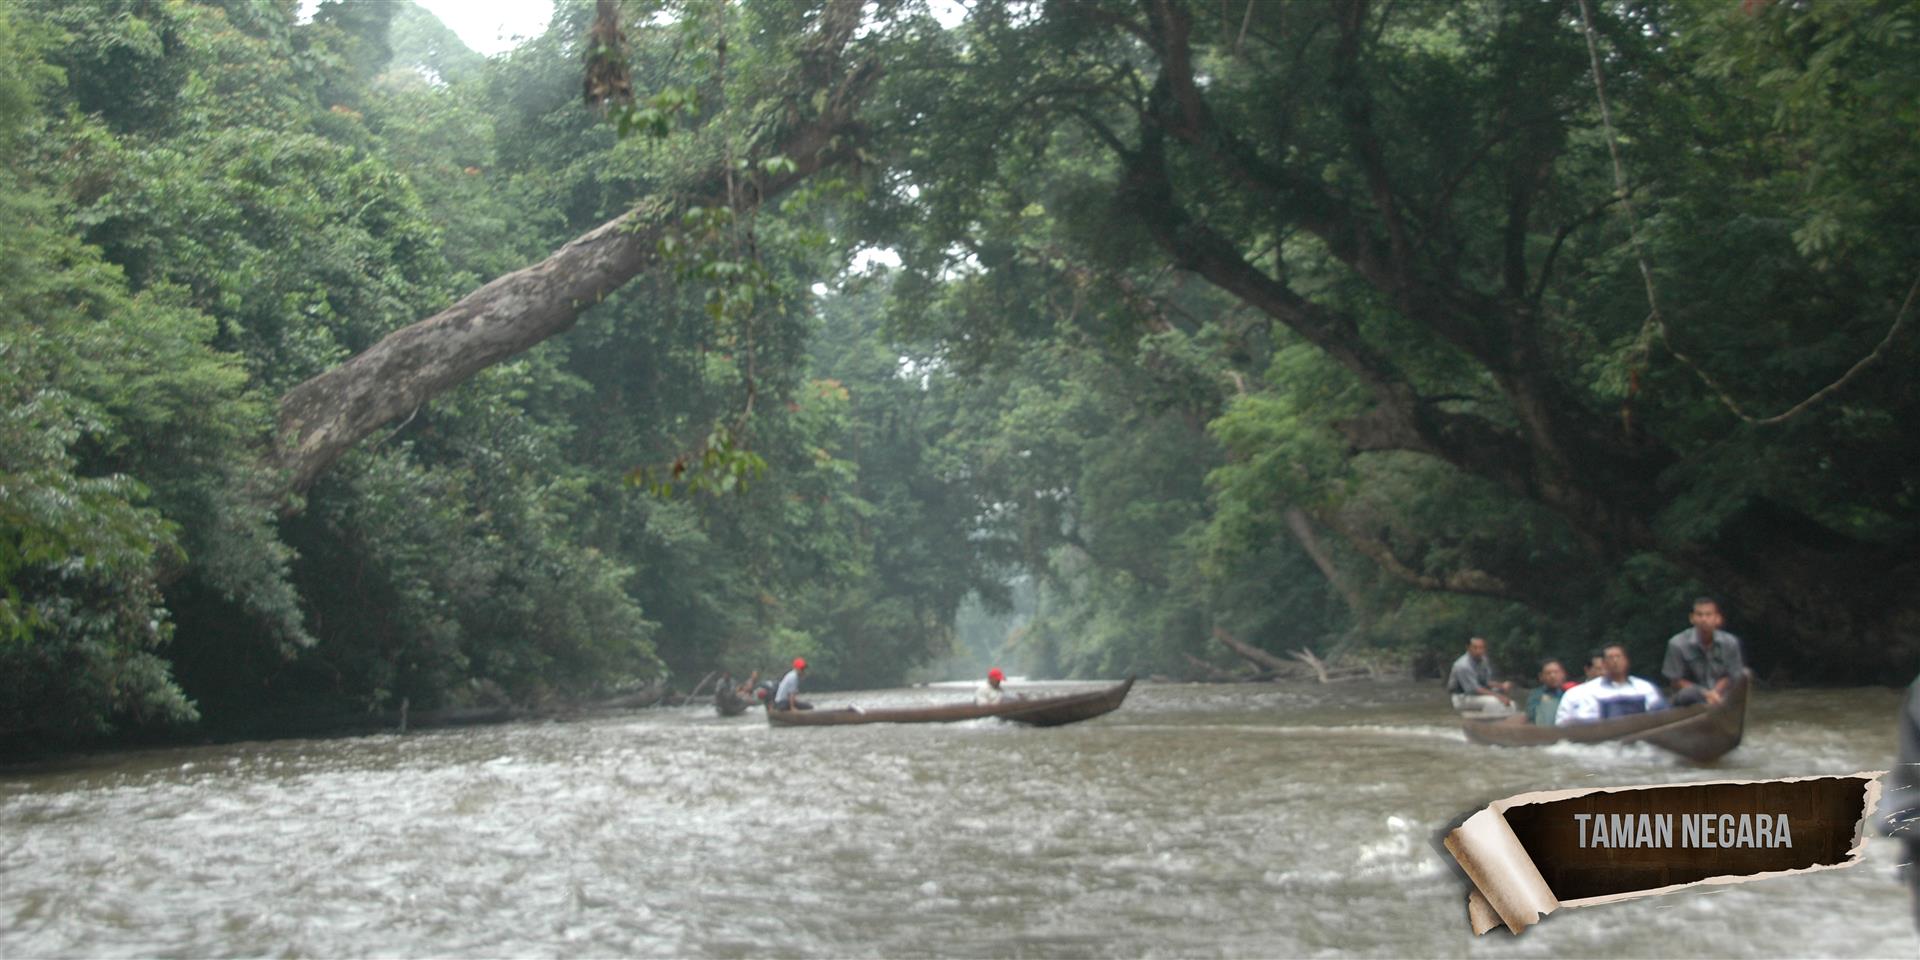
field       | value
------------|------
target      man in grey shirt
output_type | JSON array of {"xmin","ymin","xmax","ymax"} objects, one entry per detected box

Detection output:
[
  {"xmin": 1446, "ymin": 636, "xmax": 1513, "ymax": 717},
  {"xmin": 1661, "ymin": 597, "xmax": 1744, "ymax": 707}
]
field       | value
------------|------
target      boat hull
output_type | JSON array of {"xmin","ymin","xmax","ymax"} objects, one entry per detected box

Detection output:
[
  {"xmin": 766, "ymin": 678, "xmax": 1135, "ymax": 728},
  {"xmin": 1461, "ymin": 670, "xmax": 1750, "ymax": 762}
]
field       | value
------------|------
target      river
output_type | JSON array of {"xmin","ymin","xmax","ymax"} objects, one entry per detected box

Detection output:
[{"xmin": 1, "ymin": 680, "xmax": 1911, "ymax": 958}]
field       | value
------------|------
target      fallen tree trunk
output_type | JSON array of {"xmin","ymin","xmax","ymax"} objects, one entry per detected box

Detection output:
[
  {"xmin": 270, "ymin": 1, "xmax": 877, "ymax": 502},
  {"xmin": 1213, "ymin": 627, "xmax": 1299, "ymax": 675},
  {"xmin": 1182, "ymin": 653, "xmax": 1282, "ymax": 683}
]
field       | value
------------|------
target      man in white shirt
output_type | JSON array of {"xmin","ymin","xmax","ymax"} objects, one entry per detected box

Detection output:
[
  {"xmin": 773, "ymin": 657, "xmax": 811, "ymax": 711},
  {"xmin": 975, "ymin": 667, "xmax": 1016, "ymax": 705},
  {"xmin": 1556, "ymin": 643, "xmax": 1667, "ymax": 725}
]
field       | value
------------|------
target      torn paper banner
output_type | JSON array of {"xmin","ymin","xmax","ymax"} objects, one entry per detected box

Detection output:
[{"xmin": 1444, "ymin": 771, "xmax": 1885, "ymax": 935}]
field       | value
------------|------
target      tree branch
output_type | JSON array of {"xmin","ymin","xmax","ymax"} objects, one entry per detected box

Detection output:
[{"xmin": 1317, "ymin": 512, "xmax": 1522, "ymax": 602}]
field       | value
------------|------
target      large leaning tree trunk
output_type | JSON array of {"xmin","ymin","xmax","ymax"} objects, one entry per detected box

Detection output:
[
  {"xmin": 1076, "ymin": 0, "xmax": 1919, "ymax": 680},
  {"xmin": 272, "ymin": 0, "xmax": 878, "ymax": 500}
]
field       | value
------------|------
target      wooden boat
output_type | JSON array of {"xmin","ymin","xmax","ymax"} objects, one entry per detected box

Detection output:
[
  {"xmin": 1461, "ymin": 670, "xmax": 1750, "ymax": 762},
  {"xmin": 714, "ymin": 684, "xmax": 754, "ymax": 717},
  {"xmin": 765, "ymin": 677, "xmax": 1135, "ymax": 728}
]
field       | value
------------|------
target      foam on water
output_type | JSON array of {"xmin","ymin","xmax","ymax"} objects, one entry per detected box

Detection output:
[{"xmin": 0, "ymin": 680, "xmax": 1910, "ymax": 958}]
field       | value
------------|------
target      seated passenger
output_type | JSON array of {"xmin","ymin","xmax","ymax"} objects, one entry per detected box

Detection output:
[
  {"xmin": 975, "ymin": 667, "xmax": 1019, "ymax": 705},
  {"xmin": 1582, "ymin": 649, "xmax": 1605, "ymax": 681},
  {"xmin": 1524, "ymin": 659, "xmax": 1568, "ymax": 726},
  {"xmin": 1555, "ymin": 644, "xmax": 1667, "ymax": 725}
]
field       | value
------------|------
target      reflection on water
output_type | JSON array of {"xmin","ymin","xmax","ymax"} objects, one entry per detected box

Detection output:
[{"xmin": 0, "ymin": 681, "xmax": 1911, "ymax": 957}]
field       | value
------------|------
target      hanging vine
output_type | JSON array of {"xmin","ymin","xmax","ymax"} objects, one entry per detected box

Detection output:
[{"xmin": 1575, "ymin": 0, "xmax": 1917, "ymax": 430}]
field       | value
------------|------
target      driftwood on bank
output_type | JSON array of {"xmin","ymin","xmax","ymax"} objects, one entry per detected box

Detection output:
[
  {"xmin": 1182, "ymin": 653, "xmax": 1283, "ymax": 683},
  {"xmin": 682, "ymin": 671, "xmax": 720, "ymax": 702},
  {"xmin": 1209, "ymin": 628, "xmax": 1385, "ymax": 684},
  {"xmin": 1212, "ymin": 628, "xmax": 1299, "ymax": 675},
  {"xmin": 1284, "ymin": 647, "xmax": 1372, "ymax": 684}
]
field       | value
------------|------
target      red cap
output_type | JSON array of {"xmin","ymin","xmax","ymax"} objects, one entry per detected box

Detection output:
[
  {"xmin": 793, "ymin": 657, "xmax": 807, "ymax": 670},
  {"xmin": 988, "ymin": 668, "xmax": 1004, "ymax": 683}
]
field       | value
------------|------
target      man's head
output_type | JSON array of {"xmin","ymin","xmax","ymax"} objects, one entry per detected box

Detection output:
[
  {"xmin": 1690, "ymin": 597, "xmax": 1723, "ymax": 639},
  {"xmin": 1602, "ymin": 643, "xmax": 1630, "ymax": 683},
  {"xmin": 1538, "ymin": 659, "xmax": 1566, "ymax": 689},
  {"xmin": 1467, "ymin": 636, "xmax": 1488, "ymax": 659},
  {"xmin": 1585, "ymin": 650, "xmax": 1605, "ymax": 679},
  {"xmin": 987, "ymin": 667, "xmax": 1004, "ymax": 687},
  {"xmin": 792, "ymin": 657, "xmax": 808, "ymax": 672}
]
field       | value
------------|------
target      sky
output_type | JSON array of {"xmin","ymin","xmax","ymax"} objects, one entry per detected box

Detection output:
[
  {"xmin": 306, "ymin": 1, "xmax": 966, "ymax": 59},
  {"xmin": 412, "ymin": 0, "xmax": 555, "ymax": 57},
  {"xmin": 297, "ymin": 0, "xmax": 556, "ymax": 58}
]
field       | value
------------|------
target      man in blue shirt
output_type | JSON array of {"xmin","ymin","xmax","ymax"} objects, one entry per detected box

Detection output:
[{"xmin": 1557, "ymin": 644, "xmax": 1666, "ymax": 724}]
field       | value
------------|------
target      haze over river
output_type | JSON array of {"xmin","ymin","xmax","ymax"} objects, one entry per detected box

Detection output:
[{"xmin": 2, "ymin": 680, "xmax": 1910, "ymax": 957}]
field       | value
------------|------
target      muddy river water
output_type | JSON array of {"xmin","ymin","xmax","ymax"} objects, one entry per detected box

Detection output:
[{"xmin": 2, "ymin": 680, "xmax": 1911, "ymax": 957}]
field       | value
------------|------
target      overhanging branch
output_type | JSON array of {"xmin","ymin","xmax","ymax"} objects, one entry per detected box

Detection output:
[{"xmin": 271, "ymin": 7, "xmax": 878, "ymax": 504}]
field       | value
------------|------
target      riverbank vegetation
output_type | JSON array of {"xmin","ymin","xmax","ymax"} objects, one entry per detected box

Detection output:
[{"xmin": 4, "ymin": 0, "xmax": 1915, "ymax": 751}]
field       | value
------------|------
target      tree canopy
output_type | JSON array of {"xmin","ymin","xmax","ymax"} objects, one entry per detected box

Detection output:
[{"xmin": 3, "ymin": 0, "xmax": 1915, "ymax": 751}]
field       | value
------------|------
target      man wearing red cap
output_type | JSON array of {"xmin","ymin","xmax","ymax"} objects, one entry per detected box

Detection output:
[
  {"xmin": 773, "ymin": 657, "xmax": 811, "ymax": 711},
  {"xmin": 974, "ymin": 667, "xmax": 1017, "ymax": 705}
]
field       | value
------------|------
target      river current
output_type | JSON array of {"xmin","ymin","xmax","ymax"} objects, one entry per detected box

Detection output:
[{"xmin": 1, "ymin": 680, "xmax": 1911, "ymax": 958}]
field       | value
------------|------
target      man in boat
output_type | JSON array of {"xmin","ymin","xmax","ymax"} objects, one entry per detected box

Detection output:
[
  {"xmin": 1555, "ymin": 643, "xmax": 1667, "ymax": 724},
  {"xmin": 1886, "ymin": 674, "xmax": 1920, "ymax": 929},
  {"xmin": 773, "ymin": 657, "xmax": 813, "ymax": 711},
  {"xmin": 1446, "ymin": 636, "xmax": 1514, "ymax": 717},
  {"xmin": 733, "ymin": 670, "xmax": 761, "ymax": 699},
  {"xmin": 975, "ymin": 667, "xmax": 1020, "ymax": 705},
  {"xmin": 1523, "ymin": 659, "xmax": 1569, "ymax": 726},
  {"xmin": 1661, "ymin": 596, "xmax": 1745, "ymax": 707},
  {"xmin": 1582, "ymin": 650, "xmax": 1605, "ymax": 681}
]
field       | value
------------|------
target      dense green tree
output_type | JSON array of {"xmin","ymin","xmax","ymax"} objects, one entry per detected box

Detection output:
[
  {"xmin": 864, "ymin": 0, "xmax": 1920, "ymax": 680},
  {"xmin": 8, "ymin": 0, "xmax": 1919, "ymax": 754},
  {"xmin": 0, "ymin": 7, "xmax": 251, "ymax": 740}
]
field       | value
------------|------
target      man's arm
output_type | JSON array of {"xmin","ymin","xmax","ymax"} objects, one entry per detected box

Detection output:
[
  {"xmin": 1446, "ymin": 659, "xmax": 1474, "ymax": 695},
  {"xmin": 1641, "ymin": 679, "xmax": 1668, "ymax": 712},
  {"xmin": 1661, "ymin": 636, "xmax": 1690, "ymax": 688},
  {"xmin": 1714, "ymin": 637, "xmax": 1745, "ymax": 695}
]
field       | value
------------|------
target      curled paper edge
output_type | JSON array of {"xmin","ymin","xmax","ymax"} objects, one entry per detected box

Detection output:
[
  {"xmin": 1447, "ymin": 771, "xmax": 1886, "ymax": 936},
  {"xmin": 1444, "ymin": 807, "xmax": 1560, "ymax": 934}
]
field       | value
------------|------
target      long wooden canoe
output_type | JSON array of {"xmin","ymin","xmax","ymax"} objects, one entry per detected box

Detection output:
[
  {"xmin": 765, "ymin": 677, "xmax": 1135, "ymax": 728},
  {"xmin": 1461, "ymin": 670, "xmax": 1750, "ymax": 762}
]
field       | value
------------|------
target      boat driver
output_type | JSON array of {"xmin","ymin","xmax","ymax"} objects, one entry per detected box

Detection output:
[
  {"xmin": 1662, "ymin": 596, "xmax": 1745, "ymax": 707},
  {"xmin": 773, "ymin": 657, "xmax": 812, "ymax": 711},
  {"xmin": 975, "ymin": 667, "xmax": 1018, "ymax": 705}
]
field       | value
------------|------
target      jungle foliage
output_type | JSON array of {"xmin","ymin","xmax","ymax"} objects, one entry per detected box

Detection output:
[{"xmin": 2, "ymin": 0, "xmax": 1915, "ymax": 750}]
